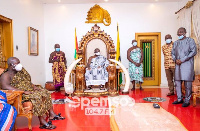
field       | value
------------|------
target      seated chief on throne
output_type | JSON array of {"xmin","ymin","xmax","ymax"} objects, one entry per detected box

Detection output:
[
  {"xmin": 74, "ymin": 24, "xmax": 118, "ymax": 96},
  {"xmin": 85, "ymin": 48, "xmax": 109, "ymax": 90}
]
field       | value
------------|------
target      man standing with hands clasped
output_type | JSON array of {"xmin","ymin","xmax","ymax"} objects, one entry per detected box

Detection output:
[
  {"xmin": 172, "ymin": 27, "xmax": 197, "ymax": 107},
  {"xmin": 49, "ymin": 44, "xmax": 67, "ymax": 91}
]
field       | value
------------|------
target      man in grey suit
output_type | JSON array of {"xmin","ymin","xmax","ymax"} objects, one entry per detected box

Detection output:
[{"xmin": 172, "ymin": 27, "xmax": 197, "ymax": 107}]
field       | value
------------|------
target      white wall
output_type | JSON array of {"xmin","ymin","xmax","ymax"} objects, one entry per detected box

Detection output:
[
  {"xmin": 44, "ymin": 2, "xmax": 179, "ymax": 86},
  {"xmin": 0, "ymin": 0, "xmax": 46, "ymax": 86}
]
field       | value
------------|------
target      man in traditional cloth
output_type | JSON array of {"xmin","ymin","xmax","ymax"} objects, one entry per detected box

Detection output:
[
  {"xmin": 85, "ymin": 48, "xmax": 109, "ymax": 90},
  {"xmin": 0, "ymin": 57, "xmax": 65, "ymax": 129},
  {"xmin": 172, "ymin": 27, "xmax": 197, "ymax": 107},
  {"xmin": 49, "ymin": 44, "xmax": 67, "ymax": 91},
  {"xmin": 0, "ymin": 90, "xmax": 17, "ymax": 131},
  {"xmin": 162, "ymin": 34, "xmax": 175, "ymax": 96},
  {"xmin": 127, "ymin": 39, "xmax": 144, "ymax": 90}
]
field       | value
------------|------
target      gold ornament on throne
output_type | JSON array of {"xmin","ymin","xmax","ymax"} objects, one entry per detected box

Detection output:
[{"xmin": 85, "ymin": 4, "xmax": 111, "ymax": 26}]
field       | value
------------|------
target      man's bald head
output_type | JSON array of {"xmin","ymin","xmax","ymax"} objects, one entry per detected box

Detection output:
[
  {"xmin": 177, "ymin": 27, "xmax": 187, "ymax": 36},
  {"xmin": 54, "ymin": 44, "xmax": 60, "ymax": 49},
  {"xmin": 132, "ymin": 39, "xmax": 137, "ymax": 44},
  {"xmin": 178, "ymin": 27, "xmax": 186, "ymax": 33},
  {"xmin": 165, "ymin": 34, "xmax": 172, "ymax": 40},
  {"xmin": 94, "ymin": 48, "xmax": 100, "ymax": 53},
  {"xmin": 7, "ymin": 57, "xmax": 20, "ymax": 66}
]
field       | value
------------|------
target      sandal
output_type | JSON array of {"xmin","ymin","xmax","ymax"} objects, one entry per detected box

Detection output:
[
  {"xmin": 39, "ymin": 123, "xmax": 56, "ymax": 130},
  {"xmin": 100, "ymin": 87, "xmax": 105, "ymax": 90},
  {"xmin": 100, "ymin": 85, "xmax": 105, "ymax": 90},
  {"xmin": 50, "ymin": 113, "xmax": 65, "ymax": 120},
  {"xmin": 86, "ymin": 86, "xmax": 92, "ymax": 90},
  {"xmin": 40, "ymin": 121, "xmax": 52, "ymax": 127},
  {"xmin": 87, "ymin": 87, "xmax": 92, "ymax": 90},
  {"xmin": 48, "ymin": 121, "xmax": 52, "ymax": 125}
]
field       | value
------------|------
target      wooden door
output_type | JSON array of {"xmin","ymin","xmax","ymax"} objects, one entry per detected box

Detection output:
[
  {"xmin": 136, "ymin": 33, "xmax": 161, "ymax": 86},
  {"xmin": 0, "ymin": 23, "xmax": 6, "ymax": 68},
  {"xmin": 0, "ymin": 15, "xmax": 13, "ymax": 68}
]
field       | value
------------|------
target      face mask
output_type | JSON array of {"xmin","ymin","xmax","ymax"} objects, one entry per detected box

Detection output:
[
  {"xmin": 95, "ymin": 52, "xmax": 100, "ymax": 56},
  {"xmin": 55, "ymin": 48, "xmax": 60, "ymax": 52},
  {"xmin": 13, "ymin": 64, "xmax": 23, "ymax": 71},
  {"xmin": 166, "ymin": 39, "xmax": 172, "ymax": 44},
  {"xmin": 132, "ymin": 42, "xmax": 137, "ymax": 46},
  {"xmin": 178, "ymin": 35, "xmax": 184, "ymax": 40}
]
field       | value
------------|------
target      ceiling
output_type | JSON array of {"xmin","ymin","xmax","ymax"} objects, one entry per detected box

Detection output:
[{"xmin": 41, "ymin": 0, "xmax": 180, "ymax": 4}]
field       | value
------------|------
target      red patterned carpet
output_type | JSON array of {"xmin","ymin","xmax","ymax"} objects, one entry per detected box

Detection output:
[{"xmin": 16, "ymin": 88, "xmax": 200, "ymax": 131}]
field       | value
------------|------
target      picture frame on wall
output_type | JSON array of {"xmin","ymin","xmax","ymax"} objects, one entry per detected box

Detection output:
[{"xmin": 28, "ymin": 27, "xmax": 39, "ymax": 56}]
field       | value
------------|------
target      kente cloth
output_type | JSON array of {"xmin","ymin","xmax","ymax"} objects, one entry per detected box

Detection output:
[
  {"xmin": 52, "ymin": 53, "xmax": 66, "ymax": 89},
  {"xmin": 172, "ymin": 37, "xmax": 197, "ymax": 81},
  {"xmin": 85, "ymin": 55, "xmax": 109, "ymax": 86},
  {"xmin": 162, "ymin": 43, "xmax": 175, "ymax": 69},
  {"xmin": 0, "ymin": 91, "xmax": 17, "ymax": 131},
  {"xmin": 6, "ymin": 68, "xmax": 52, "ymax": 116},
  {"xmin": 129, "ymin": 48, "xmax": 143, "ymax": 82}
]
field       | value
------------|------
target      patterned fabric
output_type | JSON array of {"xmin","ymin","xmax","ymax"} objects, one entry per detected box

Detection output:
[
  {"xmin": 162, "ymin": 43, "xmax": 175, "ymax": 69},
  {"xmin": 1, "ymin": 68, "xmax": 52, "ymax": 116},
  {"xmin": 52, "ymin": 53, "xmax": 66, "ymax": 89},
  {"xmin": 85, "ymin": 55, "xmax": 109, "ymax": 86},
  {"xmin": 0, "ymin": 91, "xmax": 17, "ymax": 131},
  {"xmin": 129, "ymin": 48, "xmax": 143, "ymax": 82}
]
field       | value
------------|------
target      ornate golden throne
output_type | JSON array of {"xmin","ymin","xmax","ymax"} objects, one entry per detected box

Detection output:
[{"xmin": 74, "ymin": 24, "xmax": 118, "ymax": 97}]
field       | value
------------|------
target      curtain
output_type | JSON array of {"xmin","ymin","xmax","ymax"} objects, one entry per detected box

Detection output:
[
  {"xmin": 178, "ymin": 0, "xmax": 200, "ymax": 74},
  {"xmin": 192, "ymin": 0, "xmax": 200, "ymax": 44},
  {"xmin": 192, "ymin": 0, "xmax": 200, "ymax": 74},
  {"xmin": 178, "ymin": 7, "xmax": 192, "ymax": 37}
]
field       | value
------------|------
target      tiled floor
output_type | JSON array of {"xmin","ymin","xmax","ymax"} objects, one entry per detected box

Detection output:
[{"xmin": 16, "ymin": 88, "xmax": 200, "ymax": 131}]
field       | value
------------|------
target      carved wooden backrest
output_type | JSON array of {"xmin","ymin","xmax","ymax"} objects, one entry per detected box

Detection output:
[
  {"xmin": 77, "ymin": 24, "xmax": 116, "ymax": 65},
  {"xmin": 86, "ymin": 39, "xmax": 107, "ymax": 61}
]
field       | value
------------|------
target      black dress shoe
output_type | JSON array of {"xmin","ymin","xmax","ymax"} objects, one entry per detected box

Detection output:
[
  {"xmin": 182, "ymin": 102, "xmax": 190, "ymax": 107},
  {"xmin": 172, "ymin": 100, "xmax": 183, "ymax": 104}
]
